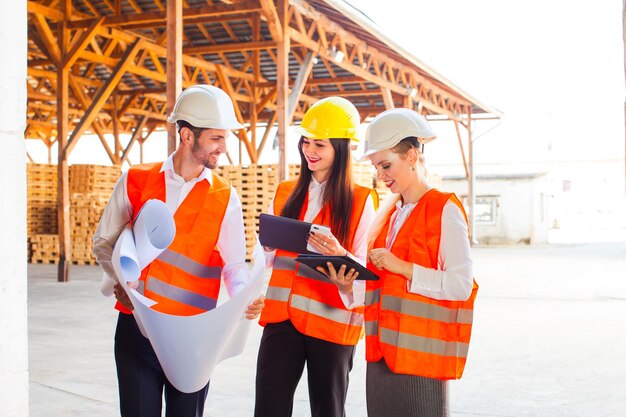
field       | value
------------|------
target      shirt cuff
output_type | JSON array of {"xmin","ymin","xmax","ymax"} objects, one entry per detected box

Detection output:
[
  {"xmin": 338, "ymin": 280, "xmax": 366, "ymax": 309},
  {"xmin": 408, "ymin": 263, "xmax": 444, "ymax": 294},
  {"xmin": 100, "ymin": 272, "xmax": 117, "ymax": 297}
]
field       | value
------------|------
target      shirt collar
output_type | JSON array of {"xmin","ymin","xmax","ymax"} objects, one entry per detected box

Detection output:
[
  {"xmin": 309, "ymin": 175, "xmax": 327, "ymax": 191},
  {"xmin": 160, "ymin": 152, "xmax": 213, "ymax": 185},
  {"xmin": 395, "ymin": 199, "xmax": 416, "ymax": 212}
]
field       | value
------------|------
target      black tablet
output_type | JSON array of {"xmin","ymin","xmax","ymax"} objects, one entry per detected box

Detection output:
[
  {"xmin": 258, "ymin": 213, "xmax": 315, "ymax": 254},
  {"xmin": 295, "ymin": 254, "xmax": 380, "ymax": 281}
]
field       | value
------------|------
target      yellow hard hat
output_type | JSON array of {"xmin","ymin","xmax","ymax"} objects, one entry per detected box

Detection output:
[{"xmin": 296, "ymin": 97, "xmax": 360, "ymax": 141}]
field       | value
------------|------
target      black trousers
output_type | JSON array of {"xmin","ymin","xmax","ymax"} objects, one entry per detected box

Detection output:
[
  {"xmin": 254, "ymin": 320, "xmax": 355, "ymax": 417},
  {"xmin": 114, "ymin": 312, "xmax": 210, "ymax": 417}
]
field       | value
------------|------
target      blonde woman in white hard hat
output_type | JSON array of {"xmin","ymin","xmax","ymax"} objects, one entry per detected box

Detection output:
[
  {"xmin": 254, "ymin": 97, "xmax": 376, "ymax": 417},
  {"xmin": 360, "ymin": 108, "xmax": 478, "ymax": 417},
  {"xmin": 93, "ymin": 85, "xmax": 265, "ymax": 417}
]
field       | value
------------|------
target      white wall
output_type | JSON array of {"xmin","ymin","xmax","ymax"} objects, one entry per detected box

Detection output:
[
  {"xmin": 441, "ymin": 174, "xmax": 549, "ymax": 245},
  {"xmin": 0, "ymin": 0, "xmax": 29, "ymax": 415}
]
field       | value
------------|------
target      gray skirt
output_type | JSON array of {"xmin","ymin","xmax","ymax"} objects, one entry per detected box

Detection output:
[{"xmin": 366, "ymin": 360, "xmax": 449, "ymax": 417}]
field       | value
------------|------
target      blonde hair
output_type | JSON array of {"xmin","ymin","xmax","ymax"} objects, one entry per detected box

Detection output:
[{"xmin": 366, "ymin": 137, "xmax": 427, "ymax": 250}]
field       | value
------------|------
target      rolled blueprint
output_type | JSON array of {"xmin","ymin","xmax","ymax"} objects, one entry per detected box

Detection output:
[{"xmin": 132, "ymin": 199, "xmax": 176, "ymax": 270}]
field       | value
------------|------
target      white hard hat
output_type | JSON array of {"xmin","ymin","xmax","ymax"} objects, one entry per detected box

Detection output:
[
  {"xmin": 167, "ymin": 84, "xmax": 243, "ymax": 130},
  {"xmin": 362, "ymin": 108, "xmax": 436, "ymax": 159}
]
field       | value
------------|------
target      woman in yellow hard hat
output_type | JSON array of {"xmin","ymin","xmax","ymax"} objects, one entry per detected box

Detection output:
[
  {"xmin": 361, "ymin": 108, "xmax": 478, "ymax": 417},
  {"xmin": 254, "ymin": 97, "xmax": 376, "ymax": 417}
]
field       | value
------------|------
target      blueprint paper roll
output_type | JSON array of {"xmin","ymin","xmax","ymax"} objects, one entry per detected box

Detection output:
[
  {"xmin": 132, "ymin": 199, "xmax": 176, "ymax": 269},
  {"xmin": 111, "ymin": 225, "xmax": 141, "ymax": 283}
]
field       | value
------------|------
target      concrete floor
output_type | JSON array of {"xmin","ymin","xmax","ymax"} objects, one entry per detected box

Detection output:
[{"xmin": 28, "ymin": 242, "xmax": 626, "ymax": 417}]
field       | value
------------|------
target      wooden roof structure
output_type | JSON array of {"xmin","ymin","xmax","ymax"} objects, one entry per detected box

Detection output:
[{"xmin": 27, "ymin": 0, "xmax": 499, "ymax": 280}]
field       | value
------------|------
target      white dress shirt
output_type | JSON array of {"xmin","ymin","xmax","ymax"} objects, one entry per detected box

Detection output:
[
  {"xmin": 93, "ymin": 154, "xmax": 250, "ymax": 298},
  {"xmin": 265, "ymin": 176, "xmax": 375, "ymax": 307},
  {"xmin": 383, "ymin": 198, "xmax": 474, "ymax": 301}
]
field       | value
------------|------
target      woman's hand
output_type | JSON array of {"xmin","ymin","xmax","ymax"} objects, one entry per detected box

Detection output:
[
  {"xmin": 245, "ymin": 295, "xmax": 265, "ymax": 320},
  {"xmin": 307, "ymin": 230, "xmax": 347, "ymax": 256},
  {"xmin": 368, "ymin": 248, "xmax": 413, "ymax": 280},
  {"xmin": 316, "ymin": 262, "xmax": 359, "ymax": 295}
]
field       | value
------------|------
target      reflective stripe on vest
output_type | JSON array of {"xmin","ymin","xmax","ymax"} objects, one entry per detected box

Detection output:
[
  {"xmin": 290, "ymin": 294, "xmax": 364, "ymax": 327},
  {"xmin": 382, "ymin": 295, "xmax": 474, "ymax": 325},
  {"xmin": 379, "ymin": 328, "xmax": 470, "ymax": 358},
  {"xmin": 265, "ymin": 286, "xmax": 291, "ymax": 302},
  {"xmin": 157, "ymin": 249, "xmax": 222, "ymax": 279},
  {"xmin": 145, "ymin": 275, "xmax": 218, "ymax": 311}
]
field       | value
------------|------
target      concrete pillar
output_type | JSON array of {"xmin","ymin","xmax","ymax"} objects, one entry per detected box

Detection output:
[{"xmin": 0, "ymin": 0, "xmax": 29, "ymax": 415}]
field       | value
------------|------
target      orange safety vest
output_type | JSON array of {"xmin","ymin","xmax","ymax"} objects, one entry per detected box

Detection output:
[
  {"xmin": 118, "ymin": 162, "xmax": 230, "ymax": 316},
  {"xmin": 259, "ymin": 180, "xmax": 372, "ymax": 345},
  {"xmin": 364, "ymin": 189, "xmax": 478, "ymax": 379}
]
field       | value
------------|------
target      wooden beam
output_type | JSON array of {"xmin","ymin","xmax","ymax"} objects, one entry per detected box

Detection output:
[
  {"xmin": 184, "ymin": 41, "xmax": 278, "ymax": 55},
  {"xmin": 256, "ymin": 111, "xmax": 278, "ymax": 160},
  {"xmin": 166, "ymin": 0, "xmax": 182, "ymax": 156},
  {"xmin": 382, "ymin": 88, "xmax": 394, "ymax": 110},
  {"xmin": 259, "ymin": 0, "xmax": 283, "ymax": 41},
  {"xmin": 215, "ymin": 66, "xmax": 255, "ymax": 162},
  {"xmin": 68, "ymin": 76, "xmax": 117, "ymax": 163},
  {"xmin": 65, "ymin": 39, "xmax": 142, "ymax": 156},
  {"xmin": 276, "ymin": 0, "xmax": 289, "ymax": 180},
  {"xmin": 113, "ymin": 94, "xmax": 120, "ymax": 163},
  {"xmin": 287, "ymin": 50, "xmax": 315, "ymax": 123},
  {"xmin": 453, "ymin": 120, "xmax": 470, "ymax": 179},
  {"xmin": 27, "ymin": 1, "xmax": 64, "ymax": 20},
  {"xmin": 31, "ymin": 13, "xmax": 61, "ymax": 65},
  {"xmin": 64, "ymin": 17, "xmax": 103, "ymax": 69},
  {"xmin": 66, "ymin": 1, "xmax": 262, "ymax": 29},
  {"xmin": 121, "ymin": 116, "xmax": 148, "ymax": 164}
]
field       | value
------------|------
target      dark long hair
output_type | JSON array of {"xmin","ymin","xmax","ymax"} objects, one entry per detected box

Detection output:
[{"xmin": 280, "ymin": 137, "xmax": 354, "ymax": 248}]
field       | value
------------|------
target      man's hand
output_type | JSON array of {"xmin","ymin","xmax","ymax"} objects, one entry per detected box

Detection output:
[
  {"xmin": 245, "ymin": 295, "xmax": 265, "ymax": 320},
  {"xmin": 113, "ymin": 281, "xmax": 138, "ymax": 311}
]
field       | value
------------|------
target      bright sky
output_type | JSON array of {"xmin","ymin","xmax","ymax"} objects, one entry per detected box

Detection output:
[
  {"xmin": 350, "ymin": 0, "xmax": 625, "ymax": 170},
  {"xmin": 27, "ymin": 0, "xmax": 625, "ymax": 180}
]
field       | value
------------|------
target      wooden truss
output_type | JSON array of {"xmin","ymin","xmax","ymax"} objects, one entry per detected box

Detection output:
[{"xmin": 26, "ymin": 0, "xmax": 498, "ymax": 280}]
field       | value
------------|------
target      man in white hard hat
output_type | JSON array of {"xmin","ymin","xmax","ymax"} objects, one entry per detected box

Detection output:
[{"xmin": 93, "ymin": 84, "xmax": 265, "ymax": 417}]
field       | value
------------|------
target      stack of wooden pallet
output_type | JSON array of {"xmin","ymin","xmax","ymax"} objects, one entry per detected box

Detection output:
[
  {"xmin": 30, "ymin": 234, "xmax": 59, "ymax": 264},
  {"xmin": 27, "ymin": 164, "xmax": 57, "ymax": 236},
  {"xmin": 70, "ymin": 164, "xmax": 120, "ymax": 195},
  {"xmin": 27, "ymin": 164, "xmax": 58, "ymax": 263},
  {"xmin": 69, "ymin": 193, "xmax": 110, "ymax": 264},
  {"xmin": 28, "ymin": 164, "xmax": 120, "ymax": 265},
  {"xmin": 217, "ymin": 165, "xmax": 278, "ymax": 260}
]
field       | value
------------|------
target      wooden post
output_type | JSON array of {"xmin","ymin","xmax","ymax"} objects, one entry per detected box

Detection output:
[
  {"xmin": 166, "ymin": 0, "xmax": 183, "ymax": 156},
  {"xmin": 250, "ymin": 14, "xmax": 260, "ymax": 160},
  {"xmin": 113, "ymin": 93, "xmax": 120, "ymax": 163},
  {"xmin": 382, "ymin": 88, "xmax": 394, "ymax": 110},
  {"xmin": 467, "ymin": 114, "xmax": 477, "ymax": 245},
  {"xmin": 57, "ymin": 17, "xmax": 71, "ymax": 282},
  {"xmin": 276, "ymin": 0, "xmax": 289, "ymax": 180}
]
